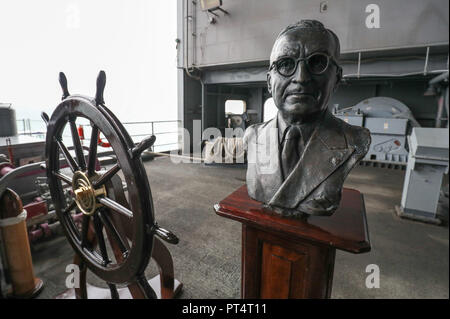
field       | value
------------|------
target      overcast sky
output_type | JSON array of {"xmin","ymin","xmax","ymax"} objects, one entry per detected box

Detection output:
[{"xmin": 0, "ymin": 0, "xmax": 178, "ymax": 123}]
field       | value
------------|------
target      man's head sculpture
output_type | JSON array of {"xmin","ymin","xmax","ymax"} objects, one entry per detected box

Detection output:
[
  {"xmin": 244, "ymin": 20, "xmax": 371, "ymax": 218},
  {"xmin": 268, "ymin": 20, "xmax": 342, "ymax": 123}
]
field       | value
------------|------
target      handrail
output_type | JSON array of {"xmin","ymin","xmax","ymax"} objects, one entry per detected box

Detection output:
[
  {"xmin": 15, "ymin": 119, "xmax": 180, "ymax": 152},
  {"xmin": 122, "ymin": 120, "xmax": 180, "ymax": 124}
]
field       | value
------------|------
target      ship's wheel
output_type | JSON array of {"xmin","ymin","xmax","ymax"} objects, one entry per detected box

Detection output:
[{"xmin": 42, "ymin": 71, "xmax": 181, "ymax": 299}]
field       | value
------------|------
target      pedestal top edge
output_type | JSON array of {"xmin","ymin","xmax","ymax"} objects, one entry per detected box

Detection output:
[{"xmin": 214, "ymin": 185, "xmax": 371, "ymax": 254}]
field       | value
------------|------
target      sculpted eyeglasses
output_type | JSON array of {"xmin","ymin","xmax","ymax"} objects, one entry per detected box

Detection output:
[{"xmin": 270, "ymin": 53, "xmax": 338, "ymax": 77}]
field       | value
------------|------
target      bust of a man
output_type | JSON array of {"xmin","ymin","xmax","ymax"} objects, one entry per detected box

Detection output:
[{"xmin": 244, "ymin": 20, "xmax": 371, "ymax": 217}]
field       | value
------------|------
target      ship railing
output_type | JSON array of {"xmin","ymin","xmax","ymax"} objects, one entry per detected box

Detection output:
[{"xmin": 16, "ymin": 119, "xmax": 181, "ymax": 153}]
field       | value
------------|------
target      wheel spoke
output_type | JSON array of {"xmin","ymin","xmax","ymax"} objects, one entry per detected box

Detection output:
[
  {"xmin": 69, "ymin": 119, "xmax": 86, "ymax": 171},
  {"xmin": 81, "ymin": 215, "xmax": 90, "ymax": 248},
  {"xmin": 53, "ymin": 171, "xmax": 72, "ymax": 185},
  {"xmin": 63, "ymin": 201, "xmax": 77, "ymax": 214},
  {"xmin": 98, "ymin": 197, "xmax": 133, "ymax": 219},
  {"xmin": 93, "ymin": 164, "xmax": 120, "ymax": 188},
  {"xmin": 99, "ymin": 210, "xmax": 129, "ymax": 255},
  {"xmin": 93, "ymin": 214, "xmax": 110, "ymax": 266},
  {"xmin": 56, "ymin": 137, "xmax": 79, "ymax": 173},
  {"xmin": 87, "ymin": 125, "xmax": 99, "ymax": 176}
]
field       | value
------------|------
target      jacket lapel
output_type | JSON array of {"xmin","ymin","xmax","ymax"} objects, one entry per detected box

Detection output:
[{"xmin": 269, "ymin": 112, "xmax": 355, "ymax": 209}]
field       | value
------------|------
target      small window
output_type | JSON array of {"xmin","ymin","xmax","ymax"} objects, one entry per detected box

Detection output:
[
  {"xmin": 263, "ymin": 98, "xmax": 278, "ymax": 122},
  {"xmin": 225, "ymin": 100, "xmax": 246, "ymax": 115}
]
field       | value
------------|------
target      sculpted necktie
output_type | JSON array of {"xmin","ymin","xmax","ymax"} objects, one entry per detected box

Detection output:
[{"xmin": 281, "ymin": 125, "xmax": 304, "ymax": 179}]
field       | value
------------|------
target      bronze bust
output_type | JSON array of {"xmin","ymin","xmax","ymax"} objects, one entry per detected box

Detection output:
[{"xmin": 244, "ymin": 20, "xmax": 371, "ymax": 217}]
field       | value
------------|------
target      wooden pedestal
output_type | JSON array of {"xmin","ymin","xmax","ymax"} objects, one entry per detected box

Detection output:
[{"xmin": 214, "ymin": 185, "xmax": 371, "ymax": 299}]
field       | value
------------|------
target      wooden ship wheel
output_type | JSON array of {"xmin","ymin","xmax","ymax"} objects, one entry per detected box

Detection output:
[{"xmin": 42, "ymin": 71, "xmax": 182, "ymax": 299}]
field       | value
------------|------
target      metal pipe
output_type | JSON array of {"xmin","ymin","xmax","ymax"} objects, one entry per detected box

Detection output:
[
  {"xmin": 343, "ymin": 69, "xmax": 448, "ymax": 79},
  {"xmin": 435, "ymin": 95, "xmax": 444, "ymax": 128},
  {"xmin": 423, "ymin": 46, "xmax": 430, "ymax": 75},
  {"xmin": 149, "ymin": 151, "xmax": 203, "ymax": 163},
  {"xmin": 357, "ymin": 52, "xmax": 361, "ymax": 78},
  {"xmin": 122, "ymin": 120, "xmax": 180, "ymax": 124},
  {"xmin": 191, "ymin": 0, "xmax": 197, "ymax": 66},
  {"xmin": 183, "ymin": 0, "xmax": 202, "ymax": 81},
  {"xmin": 201, "ymin": 81, "xmax": 205, "ymax": 134},
  {"xmin": 28, "ymin": 221, "xmax": 67, "ymax": 243},
  {"xmin": 0, "ymin": 163, "xmax": 14, "ymax": 178},
  {"xmin": 429, "ymin": 71, "xmax": 449, "ymax": 85},
  {"xmin": 151, "ymin": 122, "xmax": 155, "ymax": 152},
  {"xmin": 183, "ymin": 0, "xmax": 190, "ymax": 71},
  {"xmin": 446, "ymin": 87, "xmax": 449, "ymax": 128}
]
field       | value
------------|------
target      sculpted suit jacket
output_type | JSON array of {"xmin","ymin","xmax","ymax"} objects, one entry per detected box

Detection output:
[{"xmin": 244, "ymin": 110, "xmax": 371, "ymax": 216}]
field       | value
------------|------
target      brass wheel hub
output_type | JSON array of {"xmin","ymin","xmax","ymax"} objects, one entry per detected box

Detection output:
[{"xmin": 72, "ymin": 171, "xmax": 106, "ymax": 215}]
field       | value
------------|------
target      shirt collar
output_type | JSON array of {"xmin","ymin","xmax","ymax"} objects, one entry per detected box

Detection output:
[{"xmin": 277, "ymin": 110, "xmax": 324, "ymax": 144}]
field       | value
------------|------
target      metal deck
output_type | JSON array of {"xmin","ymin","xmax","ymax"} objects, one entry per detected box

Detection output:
[{"xmin": 31, "ymin": 156, "xmax": 448, "ymax": 298}]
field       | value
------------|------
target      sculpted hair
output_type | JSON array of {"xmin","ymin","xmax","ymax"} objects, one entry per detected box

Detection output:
[{"xmin": 275, "ymin": 20, "xmax": 341, "ymax": 60}]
